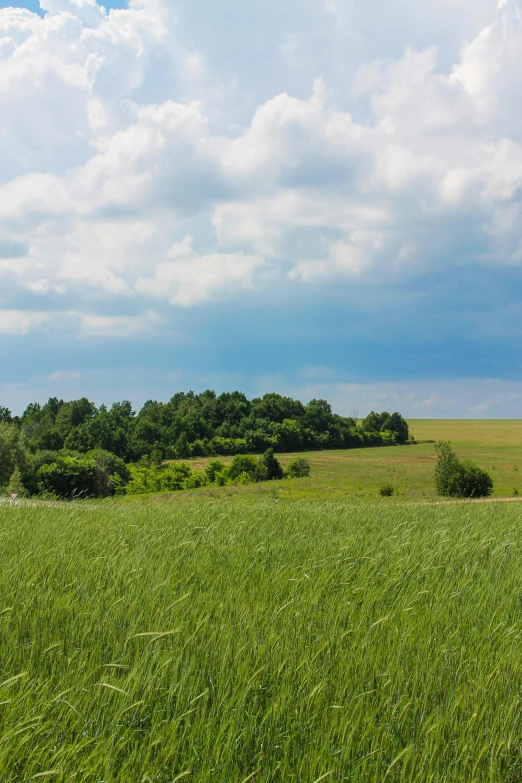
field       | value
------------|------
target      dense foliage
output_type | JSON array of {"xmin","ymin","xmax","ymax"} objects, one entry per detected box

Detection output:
[
  {"xmin": 126, "ymin": 451, "xmax": 305, "ymax": 495},
  {"xmin": 434, "ymin": 440, "xmax": 493, "ymax": 498},
  {"xmin": 0, "ymin": 391, "xmax": 410, "ymax": 497}
]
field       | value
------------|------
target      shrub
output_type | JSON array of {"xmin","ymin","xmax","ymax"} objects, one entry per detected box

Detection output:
[
  {"xmin": 434, "ymin": 441, "xmax": 493, "ymax": 498},
  {"xmin": 229, "ymin": 454, "xmax": 267, "ymax": 483},
  {"xmin": 379, "ymin": 483, "xmax": 395, "ymax": 497},
  {"xmin": 158, "ymin": 463, "xmax": 192, "ymax": 492},
  {"xmin": 259, "ymin": 448, "xmax": 284, "ymax": 480},
  {"xmin": 213, "ymin": 470, "xmax": 229, "ymax": 487},
  {"xmin": 37, "ymin": 455, "xmax": 97, "ymax": 499},
  {"xmin": 183, "ymin": 470, "xmax": 208, "ymax": 490},
  {"xmin": 205, "ymin": 460, "xmax": 228, "ymax": 484},
  {"xmin": 126, "ymin": 462, "xmax": 193, "ymax": 495},
  {"xmin": 454, "ymin": 461, "xmax": 494, "ymax": 498},
  {"xmin": 285, "ymin": 457, "xmax": 311, "ymax": 478}
]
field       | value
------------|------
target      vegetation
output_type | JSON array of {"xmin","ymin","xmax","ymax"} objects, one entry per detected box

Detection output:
[
  {"xmin": 125, "ymin": 450, "xmax": 289, "ymax": 495},
  {"xmin": 0, "ymin": 498, "xmax": 521, "ymax": 781},
  {"xmin": 434, "ymin": 441, "xmax": 493, "ymax": 498},
  {"xmin": 173, "ymin": 419, "xmax": 517, "ymax": 502},
  {"xmin": 284, "ymin": 456, "xmax": 311, "ymax": 478},
  {"xmin": 0, "ymin": 392, "xmax": 410, "ymax": 498}
]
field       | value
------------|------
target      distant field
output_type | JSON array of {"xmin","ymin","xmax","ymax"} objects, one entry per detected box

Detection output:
[
  {"xmin": 1, "ymin": 498, "xmax": 521, "ymax": 781},
  {"xmin": 160, "ymin": 420, "xmax": 522, "ymax": 501}
]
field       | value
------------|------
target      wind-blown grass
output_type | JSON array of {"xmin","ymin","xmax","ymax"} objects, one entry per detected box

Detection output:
[{"xmin": 0, "ymin": 498, "xmax": 521, "ymax": 781}]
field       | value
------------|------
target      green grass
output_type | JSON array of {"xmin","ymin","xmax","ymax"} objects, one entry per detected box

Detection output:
[
  {"xmin": 158, "ymin": 419, "xmax": 522, "ymax": 502},
  {"xmin": 1, "ymin": 497, "xmax": 522, "ymax": 781}
]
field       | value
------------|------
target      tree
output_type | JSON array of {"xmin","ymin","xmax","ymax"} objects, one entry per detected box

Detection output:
[
  {"xmin": 175, "ymin": 432, "xmax": 190, "ymax": 458},
  {"xmin": 7, "ymin": 467, "xmax": 27, "ymax": 497},
  {"xmin": 434, "ymin": 441, "xmax": 493, "ymax": 498},
  {"xmin": 0, "ymin": 422, "xmax": 24, "ymax": 488},
  {"xmin": 434, "ymin": 441, "xmax": 459, "ymax": 496},
  {"xmin": 64, "ymin": 425, "xmax": 94, "ymax": 453},
  {"xmin": 388, "ymin": 412, "xmax": 410, "ymax": 444},
  {"xmin": 150, "ymin": 444, "xmax": 164, "ymax": 465},
  {"xmin": 0, "ymin": 407, "xmax": 12, "ymax": 423},
  {"xmin": 259, "ymin": 448, "xmax": 284, "ymax": 480}
]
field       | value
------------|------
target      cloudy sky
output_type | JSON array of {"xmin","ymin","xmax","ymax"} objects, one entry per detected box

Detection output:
[{"xmin": 0, "ymin": 0, "xmax": 521, "ymax": 416}]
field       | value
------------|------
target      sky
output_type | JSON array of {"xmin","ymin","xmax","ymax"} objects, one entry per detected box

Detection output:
[{"xmin": 0, "ymin": 0, "xmax": 522, "ymax": 417}]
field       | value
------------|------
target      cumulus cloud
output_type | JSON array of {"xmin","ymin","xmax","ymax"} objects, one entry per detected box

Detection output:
[
  {"xmin": 0, "ymin": 0, "xmax": 521, "ymax": 332},
  {"xmin": 135, "ymin": 235, "xmax": 265, "ymax": 306}
]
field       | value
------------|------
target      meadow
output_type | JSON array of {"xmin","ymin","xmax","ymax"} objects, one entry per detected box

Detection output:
[
  {"xmin": 1, "ymin": 497, "xmax": 522, "ymax": 781},
  {"xmin": 160, "ymin": 419, "xmax": 522, "ymax": 501}
]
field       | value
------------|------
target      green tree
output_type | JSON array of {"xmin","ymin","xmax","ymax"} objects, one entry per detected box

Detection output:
[
  {"xmin": 175, "ymin": 432, "xmax": 190, "ymax": 458},
  {"xmin": 0, "ymin": 422, "xmax": 24, "ymax": 488},
  {"xmin": 260, "ymin": 448, "xmax": 284, "ymax": 480},
  {"xmin": 150, "ymin": 444, "xmax": 164, "ymax": 465},
  {"xmin": 434, "ymin": 441, "xmax": 461, "ymax": 496},
  {"xmin": 7, "ymin": 467, "xmax": 27, "ymax": 497},
  {"xmin": 0, "ymin": 407, "xmax": 12, "ymax": 423},
  {"xmin": 64, "ymin": 424, "xmax": 94, "ymax": 453}
]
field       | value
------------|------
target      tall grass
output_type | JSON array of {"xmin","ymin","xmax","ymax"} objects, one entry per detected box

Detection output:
[{"xmin": 0, "ymin": 498, "xmax": 521, "ymax": 781}]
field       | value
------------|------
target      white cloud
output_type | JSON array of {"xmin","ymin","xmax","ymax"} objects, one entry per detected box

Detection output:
[
  {"xmin": 0, "ymin": 309, "xmax": 49, "ymax": 334},
  {"xmin": 0, "ymin": 0, "xmax": 521, "ymax": 324},
  {"xmin": 135, "ymin": 235, "xmax": 265, "ymax": 306},
  {"xmin": 80, "ymin": 309, "xmax": 163, "ymax": 336}
]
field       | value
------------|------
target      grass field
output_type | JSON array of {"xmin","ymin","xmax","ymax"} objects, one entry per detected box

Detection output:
[
  {"xmin": 160, "ymin": 420, "xmax": 522, "ymax": 502},
  {"xmin": 1, "ymin": 498, "xmax": 522, "ymax": 781}
]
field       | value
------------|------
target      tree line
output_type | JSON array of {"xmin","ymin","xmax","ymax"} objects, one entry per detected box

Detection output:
[{"xmin": 0, "ymin": 391, "xmax": 411, "ymax": 498}]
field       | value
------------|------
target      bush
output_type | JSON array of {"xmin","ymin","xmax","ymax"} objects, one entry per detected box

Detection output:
[
  {"xmin": 213, "ymin": 470, "xmax": 229, "ymax": 487},
  {"xmin": 379, "ymin": 483, "xmax": 395, "ymax": 497},
  {"xmin": 205, "ymin": 460, "xmax": 228, "ymax": 484},
  {"xmin": 126, "ymin": 462, "xmax": 193, "ymax": 495},
  {"xmin": 434, "ymin": 441, "xmax": 493, "ymax": 498},
  {"xmin": 158, "ymin": 463, "xmax": 192, "ymax": 492},
  {"xmin": 183, "ymin": 470, "xmax": 208, "ymax": 490},
  {"xmin": 259, "ymin": 448, "xmax": 284, "ymax": 480},
  {"xmin": 285, "ymin": 457, "xmax": 311, "ymax": 478},
  {"xmin": 36, "ymin": 455, "xmax": 97, "ymax": 499},
  {"xmin": 454, "ymin": 461, "xmax": 494, "ymax": 498},
  {"xmin": 228, "ymin": 454, "xmax": 267, "ymax": 483}
]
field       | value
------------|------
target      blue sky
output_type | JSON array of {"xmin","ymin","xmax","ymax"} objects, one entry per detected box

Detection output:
[{"xmin": 0, "ymin": 0, "xmax": 521, "ymax": 417}]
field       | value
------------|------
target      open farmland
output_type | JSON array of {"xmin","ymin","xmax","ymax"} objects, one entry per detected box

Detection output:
[
  {"xmin": 159, "ymin": 419, "xmax": 522, "ymax": 501},
  {"xmin": 0, "ymin": 498, "xmax": 521, "ymax": 781}
]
